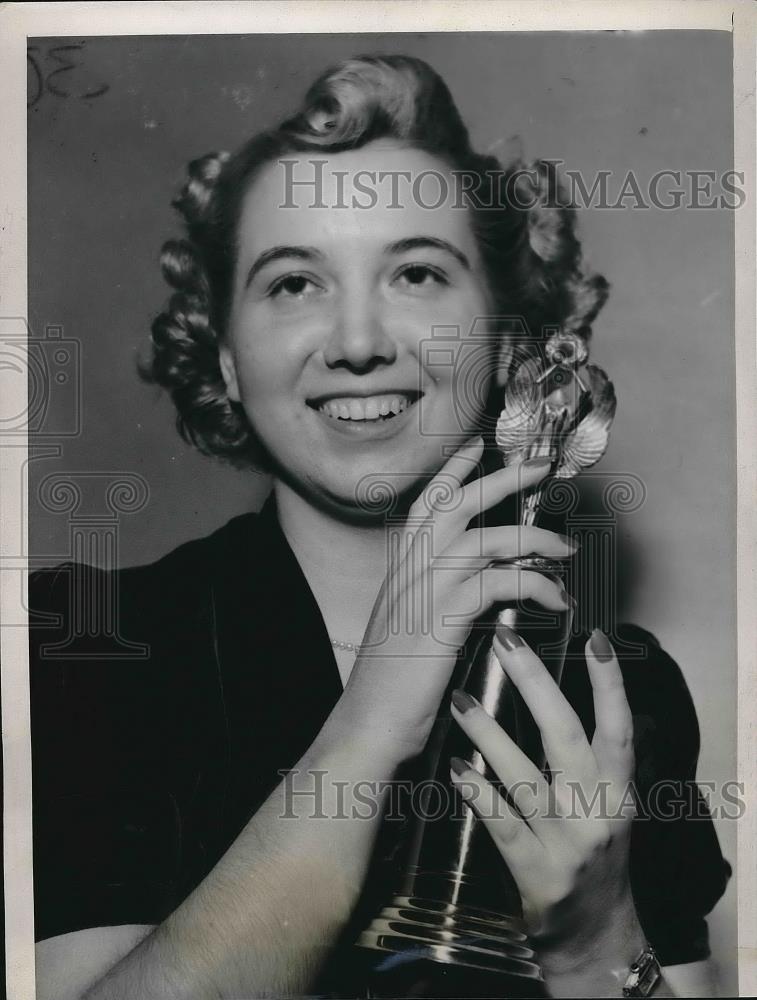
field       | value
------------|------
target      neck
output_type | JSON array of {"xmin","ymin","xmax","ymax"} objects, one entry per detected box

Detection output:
[{"xmin": 272, "ymin": 480, "xmax": 392, "ymax": 645}]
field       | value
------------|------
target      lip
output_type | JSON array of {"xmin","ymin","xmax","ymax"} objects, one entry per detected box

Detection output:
[
  {"xmin": 309, "ymin": 394, "xmax": 421, "ymax": 439},
  {"xmin": 306, "ymin": 388, "xmax": 423, "ymax": 407}
]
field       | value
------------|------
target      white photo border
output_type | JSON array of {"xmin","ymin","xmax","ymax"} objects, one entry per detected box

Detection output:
[{"xmin": 1, "ymin": 3, "xmax": 754, "ymax": 998}]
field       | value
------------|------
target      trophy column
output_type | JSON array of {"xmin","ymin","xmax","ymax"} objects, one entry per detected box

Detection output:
[{"xmin": 354, "ymin": 563, "xmax": 571, "ymax": 998}]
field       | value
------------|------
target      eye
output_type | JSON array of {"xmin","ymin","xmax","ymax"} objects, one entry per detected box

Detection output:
[
  {"xmin": 394, "ymin": 264, "xmax": 449, "ymax": 293},
  {"xmin": 268, "ymin": 273, "xmax": 322, "ymax": 300}
]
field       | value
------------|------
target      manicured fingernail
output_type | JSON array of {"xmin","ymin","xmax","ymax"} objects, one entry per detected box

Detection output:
[
  {"xmin": 495, "ymin": 623, "xmax": 524, "ymax": 650},
  {"xmin": 560, "ymin": 588, "xmax": 577, "ymax": 609},
  {"xmin": 522, "ymin": 456, "xmax": 552, "ymax": 471},
  {"xmin": 451, "ymin": 689, "xmax": 478, "ymax": 714},
  {"xmin": 559, "ymin": 533, "xmax": 580, "ymax": 551},
  {"xmin": 450, "ymin": 756, "xmax": 472, "ymax": 777},
  {"xmin": 590, "ymin": 628, "xmax": 614, "ymax": 662}
]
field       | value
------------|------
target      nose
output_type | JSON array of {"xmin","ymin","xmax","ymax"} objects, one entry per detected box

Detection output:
[{"xmin": 323, "ymin": 285, "xmax": 397, "ymax": 372}]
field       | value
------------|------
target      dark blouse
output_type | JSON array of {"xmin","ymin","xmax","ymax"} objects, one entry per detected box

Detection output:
[{"xmin": 29, "ymin": 496, "xmax": 731, "ymax": 975}]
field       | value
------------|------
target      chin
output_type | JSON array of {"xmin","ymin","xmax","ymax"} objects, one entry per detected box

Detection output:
[{"xmin": 297, "ymin": 470, "xmax": 410, "ymax": 523}]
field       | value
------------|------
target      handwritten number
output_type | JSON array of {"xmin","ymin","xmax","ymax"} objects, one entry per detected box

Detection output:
[
  {"xmin": 27, "ymin": 47, "xmax": 43, "ymax": 108},
  {"xmin": 26, "ymin": 43, "xmax": 109, "ymax": 104},
  {"xmin": 81, "ymin": 82, "xmax": 109, "ymax": 100},
  {"xmin": 44, "ymin": 44, "xmax": 82, "ymax": 97}
]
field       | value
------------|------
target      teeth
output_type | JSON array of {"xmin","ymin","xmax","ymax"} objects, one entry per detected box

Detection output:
[{"xmin": 317, "ymin": 393, "xmax": 415, "ymax": 421}]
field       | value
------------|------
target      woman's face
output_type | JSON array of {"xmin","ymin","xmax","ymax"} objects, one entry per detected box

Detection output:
[{"xmin": 220, "ymin": 141, "xmax": 498, "ymax": 516}]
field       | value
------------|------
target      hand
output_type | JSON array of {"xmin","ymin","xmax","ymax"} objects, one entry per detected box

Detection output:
[
  {"xmin": 449, "ymin": 626, "xmax": 646, "ymax": 987},
  {"xmin": 335, "ymin": 437, "xmax": 577, "ymax": 762}
]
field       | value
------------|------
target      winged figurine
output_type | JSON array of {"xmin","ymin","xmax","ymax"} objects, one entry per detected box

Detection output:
[{"xmin": 495, "ymin": 331, "xmax": 616, "ymax": 480}]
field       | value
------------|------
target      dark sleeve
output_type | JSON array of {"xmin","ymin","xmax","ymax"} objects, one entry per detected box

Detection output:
[
  {"xmin": 29, "ymin": 557, "xmax": 224, "ymax": 942},
  {"xmin": 561, "ymin": 624, "xmax": 732, "ymax": 968}
]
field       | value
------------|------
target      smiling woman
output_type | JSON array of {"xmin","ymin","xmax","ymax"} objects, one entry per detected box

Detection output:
[
  {"xmin": 29, "ymin": 54, "xmax": 730, "ymax": 999},
  {"xmin": 216, "ymin": 144, "xmax": 495, "ymax": 516}
]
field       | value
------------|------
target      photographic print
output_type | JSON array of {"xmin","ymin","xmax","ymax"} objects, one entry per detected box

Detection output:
[{"xmin": 1, "ymin": 4, "xmax": 754, "ymax": 998}]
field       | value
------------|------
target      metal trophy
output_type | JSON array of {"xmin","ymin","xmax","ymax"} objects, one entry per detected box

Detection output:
[{"xmin": 355, "ymin": 333, "xmax": 616, "ymax": 997}]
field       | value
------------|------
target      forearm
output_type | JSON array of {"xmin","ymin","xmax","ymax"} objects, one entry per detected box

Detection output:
[{"xmin": 83, "ymin": 727, "xmax": 398, "ymax": 999}]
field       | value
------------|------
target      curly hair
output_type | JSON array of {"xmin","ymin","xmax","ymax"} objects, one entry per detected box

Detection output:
[{"xmin": 140, "ymin": 54, "xmax": 609, "ymax": 469}]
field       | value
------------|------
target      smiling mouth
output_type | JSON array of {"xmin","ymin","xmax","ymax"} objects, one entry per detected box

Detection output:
[{"xmin": 309, "ymin": 391, "xmax": 422, "ymax": 422}]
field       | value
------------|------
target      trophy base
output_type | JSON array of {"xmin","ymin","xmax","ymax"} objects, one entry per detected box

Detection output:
[{"xmin": 356, "ymin": 893, "xmax": 544, "ymax": 996}]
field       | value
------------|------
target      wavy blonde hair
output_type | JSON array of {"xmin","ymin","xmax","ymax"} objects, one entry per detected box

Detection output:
[{"xmin": 140, "ymin": 54, "xmax": 608, "ymax": 468}]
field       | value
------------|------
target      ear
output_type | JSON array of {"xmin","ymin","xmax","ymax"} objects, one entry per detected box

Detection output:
[{"xmin": 218, "ymin": 342, "xmax": 241, "ymax": 403}]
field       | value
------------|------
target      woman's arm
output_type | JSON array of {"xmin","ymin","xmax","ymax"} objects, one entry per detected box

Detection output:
[
  {"xmin": 39, "ymin": 444, "xmax": 570, "ymax": 999},
  {"xmin": 73, "ymin": 726, "xmax": 398, "ymax": 999},
  {"xmin": 36, "ymin": 926, "xmax": 156, "ymax": 1000},
  {"xmin": 663, "ymin": 959, "xmax": 720, "ymax": 998},
  {"xmin": 536, "ymin": 898, "xmax": 675, "ymax": 997}
]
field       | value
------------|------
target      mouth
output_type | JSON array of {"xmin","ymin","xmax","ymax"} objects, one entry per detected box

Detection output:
[{"xmin": 307, "ymin": 391, "xmax": 423, "ymax": 424}]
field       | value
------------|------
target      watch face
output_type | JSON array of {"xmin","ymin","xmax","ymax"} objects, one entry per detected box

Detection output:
[{"xmin": 623, "ymin": 949, "xmax": 662, "ymax": 997}]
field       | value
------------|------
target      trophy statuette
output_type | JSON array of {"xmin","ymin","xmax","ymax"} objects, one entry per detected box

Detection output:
[{"xmin": 354, "ymin": 332, "xmax": 617, "ymax": 997}]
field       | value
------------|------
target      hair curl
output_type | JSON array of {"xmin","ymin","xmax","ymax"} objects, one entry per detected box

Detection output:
[{"xmin": 140, "ymin": 54, "xmax": 609, "ymax": 468}]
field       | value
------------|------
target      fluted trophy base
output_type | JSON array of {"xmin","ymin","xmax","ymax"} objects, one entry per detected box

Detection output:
[
  {"xmin": 355, "ymin": 863, "xmax": 545, "ymax": 997},
  {"xmin": 358, "ymin": 893, "xmax": 540, "ymax": 978},
  {"xmin": 355, "ymin": 901, "xmax": 543, "ymax": 996}
]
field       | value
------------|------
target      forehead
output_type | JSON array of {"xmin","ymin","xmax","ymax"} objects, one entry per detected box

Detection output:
[{"xmin": 235, "ymin": 142, "xmax": 480, "ymax": 261}]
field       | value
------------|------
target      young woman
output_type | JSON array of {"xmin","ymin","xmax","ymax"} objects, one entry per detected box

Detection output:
[{"xmin": 30, "ymin": 55, "xmax": 730, "ymax": 998}]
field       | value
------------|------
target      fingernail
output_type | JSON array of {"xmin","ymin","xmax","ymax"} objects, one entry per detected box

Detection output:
[
  {"xmin": 450, "ymin": 756, "xmax": 472, "ymax": 777},
  {"xmin": 451, "ymin": 689, "xmax": 478, "ymax": 714},
  {"xmin": 495, "ymin": 623, "xmax": 524, "ymax": 650},
  {"xmin": 560, "ymin": 588, "xmax": 577, "ymax": 609},
  {"xmin": 590, "ymin": 628, "xmax": 614, "ymax": 662},
  {"xmin": 559, "ymin": 533, "xmax": 580, "ymax": 551},
  {"xmin": 522, "ymin": 456, "xmax": 552, "ymax": 471},
  {"xmin": 467, "ymin": 435, "xmax": 483, "ymax": 449}
]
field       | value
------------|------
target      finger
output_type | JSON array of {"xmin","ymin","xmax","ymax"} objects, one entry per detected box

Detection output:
[
  {"xmin": 382, "ymin": 437, "xmax": 484, "ymax": 602},
  {"xmin": 458, "ymin": 566, "xmax": 573, "ymax": 616},
  {"xmin": 403, "ymin": 451, "xmax": 553, "ymax": 586},
  {"xmin": 398, "ymin": 438, "xmax": 486, "ymax": 578},
  {"xmin": 459, "ymin": 457, "xmax": 552, "ymax": 520},
  {"xmin": 585, "ymin": 630, "xmax": 635, "ymax": 785},
  {"xmin": 450, "ymin": 691, "xmax": 562, "ymax": 847},
  {"xmin": 492, "ymin": 626, "xmax": 597, "ymax": 781},
  {"xmin": 437, "ymin": 526, "xmax": 578, "ymax": 582},
  {"xmin": 409, "ymin": 456, "xmax": 555, "ymax": 563},
  {"xmin": 450, "ymin": 757, "xmax": 546, "ymax": 903},
  {"xmin": 405, "ymin": 435, "xmax": 484, "ymax": 529}
]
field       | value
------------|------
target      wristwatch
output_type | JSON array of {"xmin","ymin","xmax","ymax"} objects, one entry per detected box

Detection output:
[{"xmin": 622, "ymin": 945, "xmax": 662, "ymax": 997}]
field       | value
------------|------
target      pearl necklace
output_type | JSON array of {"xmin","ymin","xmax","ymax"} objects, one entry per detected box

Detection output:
[{"xmin": 330, "ymin": 637, "xmax": 362, "ymax": 654}]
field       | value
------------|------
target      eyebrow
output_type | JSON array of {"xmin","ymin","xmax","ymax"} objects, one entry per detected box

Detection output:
[
  {"xmin": 385, "ymin": 236, "xmax": 471, "ymax": 270},
  {"xmin": 244, "ymin": 245, "xmax": 324, "ymax": 288},
  {"xmin": 243, "ymin": 235, "xmax": 471, "ymax": 289}
]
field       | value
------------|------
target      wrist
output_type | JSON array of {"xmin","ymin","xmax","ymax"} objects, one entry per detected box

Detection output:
[
  {"xmin": 319, "ymin": 690, "xmax": 426, "ymax": 771},
  {"xmin": 538, "ymin": 894, "xmax": 648, "ymax": 996}
]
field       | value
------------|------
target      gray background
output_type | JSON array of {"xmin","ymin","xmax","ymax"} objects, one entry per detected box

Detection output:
[{"xmin": 27, "ymin": 31, "xmax": 736, "ymax": 989}]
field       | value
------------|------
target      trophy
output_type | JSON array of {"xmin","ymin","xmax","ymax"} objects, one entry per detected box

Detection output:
[{"xmin": 354, "ymin": 332, "xmax": 617, "ymax": 998}]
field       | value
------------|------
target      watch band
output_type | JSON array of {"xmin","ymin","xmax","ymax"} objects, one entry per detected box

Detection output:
[{"xmin": 622, "ymin": 944, "xmax": 662, "ymax": 997}]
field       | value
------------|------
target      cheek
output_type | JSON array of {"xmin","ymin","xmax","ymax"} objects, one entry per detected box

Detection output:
[
  {"xmin": 387, "ymin": 297, "xmax": 482, "ymax": 367},
  {"xmin": 229, "ymin": 314, "xmax": 309, "ymax": 397},
  {"xmin": 445, "ymin": 342, "xmax": 496, "ymax": 425}
]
